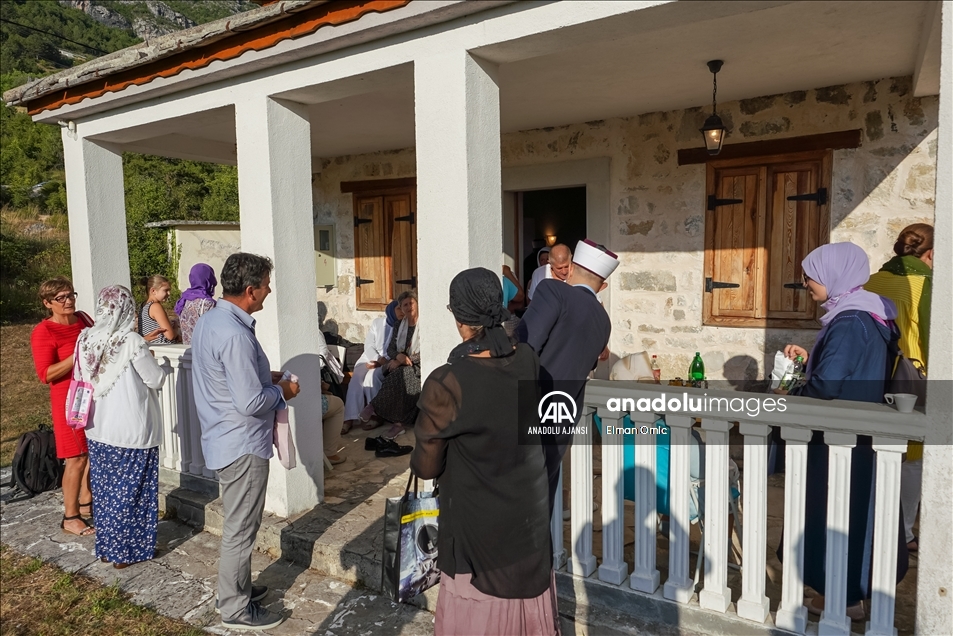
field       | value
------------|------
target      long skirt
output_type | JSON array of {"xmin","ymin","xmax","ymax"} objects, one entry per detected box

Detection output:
[
  {"xmin": 436, "ymin": 570, "xmax": 560, "ymax": 636},
  {"xmin": 371, "ymin": 364, "xmax": 421, "ymax": 424},
  {"xmin": 88, "ymin": 440, "xmax": 159, "ymax": 565},
  {"xmin": 343, "ymin": 362, "xmax": 383, "ymax": 421}
]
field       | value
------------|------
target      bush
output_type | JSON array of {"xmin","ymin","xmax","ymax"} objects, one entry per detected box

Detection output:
[{"xmin": 0, "ymin": 224, "xmax": 71, "ymax": 323}]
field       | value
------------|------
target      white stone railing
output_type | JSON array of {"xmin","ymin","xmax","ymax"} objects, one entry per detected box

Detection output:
[
  {"xmin": 558, "ymin": 380, "xmax": 927, "ymax": 636},
  {"xmin": 152, "ymin": 345, "xmax": 215, "ymax": 481}
]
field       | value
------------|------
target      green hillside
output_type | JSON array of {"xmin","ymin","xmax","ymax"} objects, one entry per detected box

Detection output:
[{"xmin": 1, "ymin": 0, "xmax": 250, "ymax": 322}]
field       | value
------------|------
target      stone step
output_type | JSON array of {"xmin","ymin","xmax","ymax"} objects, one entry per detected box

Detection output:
[{"xmin": 158, "ymin": 471, "xmax": 441, "ymax": 612}]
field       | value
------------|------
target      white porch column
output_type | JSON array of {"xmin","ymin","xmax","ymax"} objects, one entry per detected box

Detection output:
[
  {"xmin": 597, "ymin": 408, "xmax": 629, "ymax": 586},
  {"xmin": 415, "ymin": 50, "xmax": 501, "ymax": 379},
  {"xmin": 698, "ymin": 417, "xmax": 732, "ymax": 613},
  {"xmin": 918, "ymin": 3, "xmax": 953, "ymax": 635},
  {"xmin": 236, "ymin": 95, "xmax": 323, "ymax": 517},
  {"xmin": 629, "ymin": 410, "xmax": 659, "ymax": 593},
  {"xmin": 867, "ymin": 439, "xmax": 905, "ymax": 636},
  {"xmin": 663, "ymin": 414, "xmax": 695, "ymax": 604},
  {"xmin": 62, "ymin": 133, "xmax": 130, "ymax": 303}
]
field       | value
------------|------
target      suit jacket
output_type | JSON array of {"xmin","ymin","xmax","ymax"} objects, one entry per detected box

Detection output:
[{"xmin": 516, "ymin": 279, "xmax": 611, "ymax": 421}]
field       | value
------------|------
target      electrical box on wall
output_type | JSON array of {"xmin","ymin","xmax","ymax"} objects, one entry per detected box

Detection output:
[{"xmin": 314, "ymin": 224, "xmax": 336, "ymax": 287}]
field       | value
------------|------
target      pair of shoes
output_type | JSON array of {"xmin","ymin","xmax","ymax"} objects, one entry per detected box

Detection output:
[
  {"xmin": 375, "ymin": 439, "xmax": 412, "ymax": 458},
  {"xmin": 383, "ymin": 424, "xmax": 405, "ymax": 440},
  {"xmin": 221, "ymin": 600, "xmax": 284, "ymax": 631},
  {"xmin": 216, "ymin": 585, "xmax": 268, "ymax": 613},
  {"xmin": 61, "ymin": 514, "xmax": 95, "ymax": 536},
  {"xmin": 326, "ymin": 454, "xmax": 346, "ymax": 465},
  {"xmin": 365, "ymin": 435, "xmax": 386, "ymax": 451}
]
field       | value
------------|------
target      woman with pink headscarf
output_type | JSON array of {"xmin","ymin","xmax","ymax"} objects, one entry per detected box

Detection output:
[{"xmin": 774, "ymin": 242, "xmax": 907, "ymax": 621}]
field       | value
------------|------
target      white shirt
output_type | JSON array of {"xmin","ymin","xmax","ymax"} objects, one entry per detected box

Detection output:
[
  {"xmin": 357, "ymin": 316, "xmax": 389, "ymax": 365},
  {"xmin": 84, "ymin": 348, "xmax": 166, "ymax": 449},
  {"xmin": 527, "ymin": 264, "xmax": 552, "ymax": 300}
]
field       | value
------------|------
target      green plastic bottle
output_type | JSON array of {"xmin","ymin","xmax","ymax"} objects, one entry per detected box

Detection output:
[{"xmin": 689, "ymin": 352, "xmax": 705, "ymax": 382}]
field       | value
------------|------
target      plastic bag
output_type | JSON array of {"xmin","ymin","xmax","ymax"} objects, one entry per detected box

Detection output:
[{"xmin": 769, "ymin": 351, "xmax": 795, "ymax": 391}]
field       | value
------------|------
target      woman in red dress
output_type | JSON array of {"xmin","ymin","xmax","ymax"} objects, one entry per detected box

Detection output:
[{"xmin": 30, "ymin": 277, "xmax": 95, "ymax": 536}]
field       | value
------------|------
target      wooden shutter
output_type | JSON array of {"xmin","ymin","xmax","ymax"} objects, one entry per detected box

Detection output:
[
  {"xmin": 702, "ymin": 149, "xmax": 831, "ymax": 328},
  {"xmin": 765, "ymin": 158, "xmax": 829, "ymax": 320},
  {"xmin": 388, "ymin": 193, "xmax": 417, "ymax": 297},
  {"xmin": 703, "ymin": 165, "xmax": 767, "ymax": 322},
  {"xmin": 353, "ymin": 195, "xmax": 390, "ymax": 310}
]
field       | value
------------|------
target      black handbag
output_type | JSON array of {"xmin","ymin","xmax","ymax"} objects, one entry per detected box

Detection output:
[
  {"xmin": 887, "ymin": 332, "xmax": 927, "ymax": 404},
  {"xmin": 382, "ymin": 472, "xmax": 440, "ymax": 602}
]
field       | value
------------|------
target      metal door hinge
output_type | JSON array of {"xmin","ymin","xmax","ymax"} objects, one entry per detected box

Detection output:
[{"xmin": 705, "ymin": 277, "xmax": 741, "ymax": 293}]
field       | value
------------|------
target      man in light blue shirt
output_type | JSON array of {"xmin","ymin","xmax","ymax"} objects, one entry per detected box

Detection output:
[{"xmin": 191, "ymin": 253, "xmax": 299, "ymax": 631}]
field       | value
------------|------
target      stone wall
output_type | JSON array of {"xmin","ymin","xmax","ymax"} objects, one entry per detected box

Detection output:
[{"xmin": 313, "ymin": 76, "xmax": 938, "ymax": 380}]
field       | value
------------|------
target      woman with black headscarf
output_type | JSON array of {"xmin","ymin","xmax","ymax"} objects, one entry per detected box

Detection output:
[{"xmin": 411, "ymin": 268, "xmax": 557, "ymax": 635}]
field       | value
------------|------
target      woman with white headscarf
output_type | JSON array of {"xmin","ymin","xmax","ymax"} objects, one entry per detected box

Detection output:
[
  {"xmin": 78, "ymin": 285, "xmax": 166, "ymax": 569},
  {"xmin": 359, "ymin": 290, "xmax": 421, "ymax": 439}
]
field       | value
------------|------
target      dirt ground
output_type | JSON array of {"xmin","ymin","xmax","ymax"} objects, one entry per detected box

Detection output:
[{"xmin": 1, "ymin": 324, "xmax": 53, "ymax": 466}]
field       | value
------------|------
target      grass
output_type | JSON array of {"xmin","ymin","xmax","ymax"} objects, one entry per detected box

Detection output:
[
  {"xmin": 0, "ymin": 324, "xmax": 52, "ymax": 467},
  {"xmin": 0, "ymin": 545, "xmax": 206, "ymax": 635}
]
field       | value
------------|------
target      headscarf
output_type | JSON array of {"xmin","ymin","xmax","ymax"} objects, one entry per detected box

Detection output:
[
  {"xmin": 174, "ymin": 263, "xmax": 217, "ymax": 316},
  {"xmin": 802, "ymin": 242, "xmax": 897, "ymax": 328},
  {"xmin": 77, "ymin": 285, "xmax": 147, "ymax": 397},
  {"xmin": 447, "ymin": 267, "xmax": 514, "ymax": 361},
  {"xmin": 536, "ymin": 247, "xmax": 551, "ymax": 267},
  {"xmin": 385, "ymin": 300, "xmax": 399, "ymax": 328}
]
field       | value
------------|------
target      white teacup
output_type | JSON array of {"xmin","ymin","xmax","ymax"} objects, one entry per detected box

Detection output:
[{"xmin": 885, "ymin": 393, "xmax": 917, "ymax": 413}]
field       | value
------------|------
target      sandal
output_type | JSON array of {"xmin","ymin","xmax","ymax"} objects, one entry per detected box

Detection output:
[
  {"xmin": 341, "ymin": 420, "xmax": 356, "ymax": 436},
  {"xmin": 361, "ymin": 418, "xmax": 384, "ymax": 431},
  {"xmin": 358, "ymin": 404, "xmax": 376, "ymax": 423},
  {"xmin": 61, "ymin": 515, "xmax": 95, "ymax": 537},
  {"xmin": 326, "ymin": 454, "xmax": 346, "ymax": 465}
]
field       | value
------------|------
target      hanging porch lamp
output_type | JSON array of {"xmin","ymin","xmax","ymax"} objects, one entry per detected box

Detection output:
[{"xmin": 700, "ymin": 60, "xmax": 727, "ymax": 155}]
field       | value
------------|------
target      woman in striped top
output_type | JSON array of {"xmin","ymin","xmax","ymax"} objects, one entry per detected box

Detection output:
[
  {"xmin": 138, "ymin": 275, "xmax": 179, "ymax": 345},
  {"xmin": 865, "ymin": 223, "xmax": 933, "ymax": 553}
]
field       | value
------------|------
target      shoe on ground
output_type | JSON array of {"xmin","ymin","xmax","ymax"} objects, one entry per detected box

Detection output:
[
  {"xmin": 221, "ymin": 600, "xmax": 283, "ymax": 631},
  {"xmin": 215, "ymin": 586, "xmax": 268, "ymax": 613},
  {"xmin": 375, "ymin": 439, "xmax": 412, "ymax": 458}
]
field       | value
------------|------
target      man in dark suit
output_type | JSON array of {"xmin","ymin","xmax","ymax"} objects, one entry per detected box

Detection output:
[{"xmin": 517, "ymin": 239, "xmax": 618, "ymax": 512}]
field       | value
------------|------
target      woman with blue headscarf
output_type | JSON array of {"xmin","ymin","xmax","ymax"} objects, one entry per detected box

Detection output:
[{"xmin": 343, "ymin": 300, "xmax": 403, "ymax": 433}]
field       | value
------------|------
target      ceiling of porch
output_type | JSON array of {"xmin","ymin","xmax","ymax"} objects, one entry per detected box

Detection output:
[{"xmin": 95, "ymin": 0, "xmax": 936, "ymax": 165}]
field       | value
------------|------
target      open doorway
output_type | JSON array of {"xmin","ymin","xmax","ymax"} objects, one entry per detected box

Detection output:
[{"xmin": 518, "ymin": 186, "xmax": 587, "ymax": 289}]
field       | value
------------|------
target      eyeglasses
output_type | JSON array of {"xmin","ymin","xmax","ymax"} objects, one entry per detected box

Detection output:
[
  {"xmin": 51, "ymin": 292, "xmax": 78, "ymax": 304},
  {"xmin": 802, "ymin": 274, "xmax": 813, "ymax": 286}
]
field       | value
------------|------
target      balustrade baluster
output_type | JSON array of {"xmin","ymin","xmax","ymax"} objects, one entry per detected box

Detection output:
[
  {"xmin": 568, "ymin": 407, "xmax": 596, "ymax": 577},
  {"xmin": 820, "ymin": 432, "xmax": 857, "ymax": 636},
  {"xmin": 776, "ymin": 426, "xmax": 812, "ymax": 634},
  {"xmin": 698, "ymin": 418, "xmax": 731, "ymax": 613},
  {"xmin": 737, "ymin": 422, "xmax": 770, "ymax": 623},
  {"xmin": 663, "ymin": 414, "xmax": 694, "ymax": 603},
  {"xmin": 597, "ymin": 408, "xmax": 629, "ymax": 585},
  {"xmin": 629, "ymin": 410, "xmax": 660, "ymax": 593},
  {"xmin": 866, "ymin": 439, "xmax": 905, "ymax": 636}
]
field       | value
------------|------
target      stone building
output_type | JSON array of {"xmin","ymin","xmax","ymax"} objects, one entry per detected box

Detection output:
[{"xmin": 4, "ymin": 1, "xmax": 950, "ymax": 633}]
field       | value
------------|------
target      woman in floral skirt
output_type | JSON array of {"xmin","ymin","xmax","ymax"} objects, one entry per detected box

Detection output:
[{"xmin": 78, "ymin": 285, "xmax": 166, "ymax": 568}]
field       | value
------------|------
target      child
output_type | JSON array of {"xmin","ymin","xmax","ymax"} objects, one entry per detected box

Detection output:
[{"xmin": 139, "ymin": 275, "xmax": 179, "ymax": 345}]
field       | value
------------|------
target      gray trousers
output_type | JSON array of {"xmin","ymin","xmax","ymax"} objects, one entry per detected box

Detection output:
[{"xmin": 216, "ymin": 454, "xmax": 269, "ymax": 621}]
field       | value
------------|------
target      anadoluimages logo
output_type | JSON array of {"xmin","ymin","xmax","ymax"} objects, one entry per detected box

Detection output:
[{"xmin": 538, "ymin": 390, "xmax": 578, "ymax": 424}]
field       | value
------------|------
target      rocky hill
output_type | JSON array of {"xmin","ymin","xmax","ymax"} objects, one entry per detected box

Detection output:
[{"xmin": 59, "ymin": 0, "xmax": 256, "ymax": 41}]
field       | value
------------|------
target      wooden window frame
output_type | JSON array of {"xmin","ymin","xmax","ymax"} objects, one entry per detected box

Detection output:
[{"xmin": 702, "ymin": 149, "xmax": 832, "ymax": 329}]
